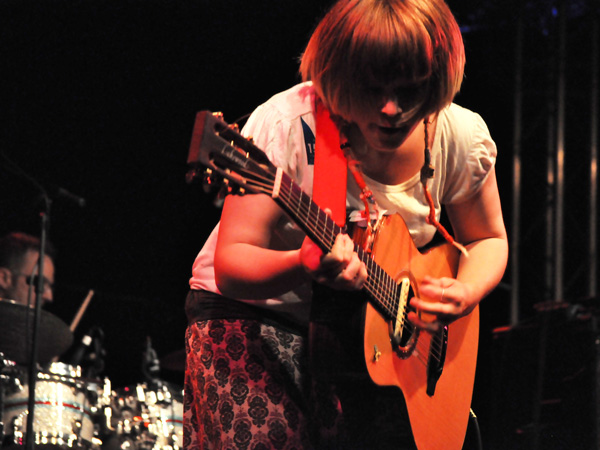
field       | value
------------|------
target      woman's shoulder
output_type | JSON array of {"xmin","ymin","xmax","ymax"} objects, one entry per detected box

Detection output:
[
  {"xmin": 258, "ymin": 82, "xmax": 317, "ymax": 121},
  {"xmin": 437, "ymin": 103, "xmax": 492, "ymax": 146},
  {"xmin": 439, "ymin": 103, "xmax": 485, "ymax": 129}
]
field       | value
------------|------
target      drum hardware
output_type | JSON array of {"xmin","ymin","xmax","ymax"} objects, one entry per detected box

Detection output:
[
  {"xmin": 2, "ymin": 366, "xmax": 184, "ymax": 450},
  {"xmin": 1, "ymin": 298, "xmax": 185, "ymax": 450},
  {"xmin": 1, "ymin": 363, "xmax": 109, "ymax": 449},
  {"xmin": 141, "ymin": 339, "xmax": 160, "ymax": 385},
  {"xmin": 69, "ymin": 327, "xmax": 106, "ymax": 381},
  {"xmin": 1, "ymin": 353, "xmax": 23, "ymax": 445},
  {"xmin": 106, "ymin": 382, "xmax": 183, "ymax": 450}
]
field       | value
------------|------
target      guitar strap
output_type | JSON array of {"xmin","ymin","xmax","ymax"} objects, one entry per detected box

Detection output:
[
  {"xmin": 313, "ymin": 102, "xmax": 347, "ymax": 227},
  {"xmin": 309, "ymin": 102, "xmax": 353, "ymax": 375}
]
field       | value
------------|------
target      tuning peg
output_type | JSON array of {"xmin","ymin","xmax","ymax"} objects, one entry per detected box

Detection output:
[
  {"xmin": 212, "ymin": 111, "xmax": 224, "ymax": 120},
  {"xmin": 202, "ymin": 168, "xmax": 219, "ymax": 193},
  {"xmin": 227, "ymin": 185, "xmax": 246, "ymax": 196}
]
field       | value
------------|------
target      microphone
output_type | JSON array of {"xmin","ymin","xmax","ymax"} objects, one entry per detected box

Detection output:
[
  {"xmin": 55, "ymin": 187, "xmax": 86, "ymax": 208},
  {"xmin": 70, "ymin": 329, "xmax": 94, "ymax": 366},
  {"xmin": 41, "ymin": 185, "xmax": 86, "ymax": 208}
]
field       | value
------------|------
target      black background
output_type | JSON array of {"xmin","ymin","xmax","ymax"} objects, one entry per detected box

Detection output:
[{"xmin": 1, "ymin": 0, "xmax": 598, "ymax": 444}]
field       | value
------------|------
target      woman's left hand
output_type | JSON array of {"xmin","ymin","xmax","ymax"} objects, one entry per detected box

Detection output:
[{"xmin": 408, "ymin": 275, "xmax": 476, "ymax": 333}]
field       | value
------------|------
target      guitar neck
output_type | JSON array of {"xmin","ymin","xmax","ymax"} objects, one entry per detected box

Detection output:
[{"xmin": 274, "ymin": 170, "xmax": 399, "ymax": 321}]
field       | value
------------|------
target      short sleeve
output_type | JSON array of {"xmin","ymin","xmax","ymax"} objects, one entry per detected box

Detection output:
[
  {"xmin": 242, "ymin": 104, "xmax": 292, "ymax": 172},
  {"xmin": 241, "ymin": 100, "xmax": 311, "ymax": 186},
  {"xmin": 439, "ymin": 105, "xmax": 497, "ymax": 205}
]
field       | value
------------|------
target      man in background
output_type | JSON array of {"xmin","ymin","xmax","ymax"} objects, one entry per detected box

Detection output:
[{"xmin": 0, "ymin": 231, "xmax": 55, "ymax": 307}]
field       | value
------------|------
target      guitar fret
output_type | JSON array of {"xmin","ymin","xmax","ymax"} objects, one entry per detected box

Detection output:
[
  {"xmin": 295, "ymin": 187, "xmax": 303, "ymax": 219},
  {"xmin": 386, "ymin": 272, "xmax": 394, "ymax": 307},
  {"xmin": 281, "ymin": 176, "xmax": 291, "ymax": 208},
  {"xmin": 306, "ymin": 196, "xmax": 313, "ymax": 229},
  {"xmin": 327, "ymin": 216, "xmax": 336, "ymax": 247},
  {"xmin": 313, "ymin": 206, "xmax": 324, "ymax": 245},
  {"xmin": 363, "ymin": 256, "xmax": 398, "ymax": 320},
  {"xmin": 315, "ymin": 205, "xmax": 325, "ymax": 243}
]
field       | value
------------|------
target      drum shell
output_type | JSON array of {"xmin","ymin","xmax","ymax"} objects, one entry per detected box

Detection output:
[{"xmin": 2, "ymin": 363, "xmax": 106, "ymax": 449}]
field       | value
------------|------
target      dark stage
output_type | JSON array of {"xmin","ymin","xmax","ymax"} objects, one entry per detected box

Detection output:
[{"xmin": 1, "ymin": 1, "xmax": 599, "ymax": 448}]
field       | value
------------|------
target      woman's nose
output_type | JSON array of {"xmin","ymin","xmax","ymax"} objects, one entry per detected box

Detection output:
[{"xmin": 380, "ymin": 96, "xmax": 402, "ymax": 117}]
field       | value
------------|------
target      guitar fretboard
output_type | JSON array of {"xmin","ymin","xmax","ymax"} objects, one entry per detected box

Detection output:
[{"xmin": 275, "ymin": 171, "xmax": 402, "ymax": 323}]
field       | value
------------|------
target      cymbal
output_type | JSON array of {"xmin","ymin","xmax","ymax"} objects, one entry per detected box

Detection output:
[
  {"xmin": 0, "ymin": 299, "xmax": 74, "ymax": 365},
  {"xmin": 160, "ymin": 348, "xmax": 186, "ymax": 371}
]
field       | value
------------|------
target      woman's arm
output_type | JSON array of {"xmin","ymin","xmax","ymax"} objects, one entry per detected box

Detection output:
[
  {"xmin": 409, "ymin": 169, "xmax": 508, "ymax": 330},
  {"xmin": 214, "ymin": 193, "xmax": 367, "ymax": 300}
]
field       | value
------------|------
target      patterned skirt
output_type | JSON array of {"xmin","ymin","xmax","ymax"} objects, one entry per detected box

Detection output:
[{"xmin": 184, "ymin": 318, "xmax": 416, "ymax": 450}]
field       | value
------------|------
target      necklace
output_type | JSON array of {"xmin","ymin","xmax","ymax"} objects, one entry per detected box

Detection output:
[
  {"xmin": 339, "ymin": 118, "xmax": 468, "ymax": 256},
  {"xmin": 420, "ymin": 118, "xmax": 468, "ymax": 256}
]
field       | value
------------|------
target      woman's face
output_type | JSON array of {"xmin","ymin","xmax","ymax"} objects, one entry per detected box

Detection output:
[{"xmin": 348, "ymin": 79, "xmax": 429, "ymax": 153}]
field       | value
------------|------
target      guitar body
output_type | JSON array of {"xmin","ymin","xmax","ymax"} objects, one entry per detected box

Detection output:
[
  {"xmin": 363, "ymin": 214, "xmax": 478, "ymax": 450},
  {"xmin": 310, "ymin": 214, "xmax": 478, "ymax": 450}
]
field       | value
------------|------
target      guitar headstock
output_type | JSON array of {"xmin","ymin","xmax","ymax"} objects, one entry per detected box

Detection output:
[{"xmin": 186, "ymin": 111, "xmax": 277, "ymax": 197}]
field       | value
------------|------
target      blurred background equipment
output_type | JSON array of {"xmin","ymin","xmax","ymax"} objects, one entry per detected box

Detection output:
[{"xmin": 0, "ymin": 300, "xmax": 73, "ymax": 367}]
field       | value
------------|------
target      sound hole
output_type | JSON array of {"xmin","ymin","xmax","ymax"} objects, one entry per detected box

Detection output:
[{"xmin": 389, "ymin": 274, "xmax": 419, "ymax": 359}]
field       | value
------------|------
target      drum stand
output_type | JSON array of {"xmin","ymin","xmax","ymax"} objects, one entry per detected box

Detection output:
[
  {"xmin": 0, "ymin": 352, "xmax": 6, "ymax": 444},
  {"xmin": 23, "ymin": 197, "xmax": 51, "ymax": 450},
  {"xmin": 0, "ymin": 353, "xmax": 21, "ymax": 446}
]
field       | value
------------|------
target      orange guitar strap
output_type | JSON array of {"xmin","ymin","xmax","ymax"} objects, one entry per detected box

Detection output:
[{"xmin": 313, "ymin": 103, "xmax": 347, "ymax": 227}]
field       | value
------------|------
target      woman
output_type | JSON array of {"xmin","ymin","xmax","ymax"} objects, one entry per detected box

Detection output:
[{"xmin": 184, "ymin": 0, "xmax": 508, "ymax": 448}]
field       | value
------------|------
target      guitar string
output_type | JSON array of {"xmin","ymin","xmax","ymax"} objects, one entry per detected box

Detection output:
[{"xmin": 236, "ymin": 167, "xmax": 444, "ymax": 366}]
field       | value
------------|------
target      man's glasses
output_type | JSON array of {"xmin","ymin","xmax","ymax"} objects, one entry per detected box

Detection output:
[{"xmin": 13, "ymin": 272, "xmax": 54, "ymax": 292}]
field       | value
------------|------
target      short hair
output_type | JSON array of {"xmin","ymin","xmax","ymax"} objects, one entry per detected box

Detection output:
[
  {"xmin": 299, "ymin": 0, "xmax": 465, "ymax": 121},
  {"xmin": 0, "ymin": 232, "xmax": 56, "ymax": 272}
]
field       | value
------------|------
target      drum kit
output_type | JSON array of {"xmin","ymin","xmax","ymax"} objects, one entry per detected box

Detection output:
[{"xmin": 0, "ymin": 299, "xmax": 184, "ymax": 450}]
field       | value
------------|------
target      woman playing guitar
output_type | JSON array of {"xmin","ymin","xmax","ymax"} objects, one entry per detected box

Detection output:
[{"xmin": 184, "ymin": 1, "xmax": 508, "ymax": 448}]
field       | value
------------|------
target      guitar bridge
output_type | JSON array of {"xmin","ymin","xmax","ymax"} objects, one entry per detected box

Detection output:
[{"xmin": 389, "ymin": 273, "xmax": 419, "ymax": 359}]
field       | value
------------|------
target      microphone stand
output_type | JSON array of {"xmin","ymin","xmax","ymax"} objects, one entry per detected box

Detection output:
[
  {"xmin": 1, "ymin": 150, "xmax": 86, "ymax": 449},
  {"xmin": 25, "ymin": 192, "xmax": 51, "ymax": 450}
]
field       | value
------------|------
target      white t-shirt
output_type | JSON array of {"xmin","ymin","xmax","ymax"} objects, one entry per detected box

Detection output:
[{"xmin": 189, "ymin": 82, "xmax": 497, "ymax": 324}]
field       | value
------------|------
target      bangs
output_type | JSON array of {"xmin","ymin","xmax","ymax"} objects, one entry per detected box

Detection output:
[
  {"xmin": 348, "ymin": 6, "xmax": 434, "ymax": 87},
  {"xmin": 300, "ymin": 0, "xmax": 465, "ymax": 121}
]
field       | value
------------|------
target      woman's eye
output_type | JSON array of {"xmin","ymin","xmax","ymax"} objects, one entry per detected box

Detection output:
[
  {"xmin": 365, "ymin": 87, "xmax": 383, "ymax": 97},
  {"xmin": 395, "ymin": 86, "xmax": 420, "ymax": 100}
]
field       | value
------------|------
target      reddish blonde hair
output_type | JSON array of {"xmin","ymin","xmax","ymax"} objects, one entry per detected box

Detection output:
[{"xmin": 300, "ymin": 0, "xmax": 465, "ymax": 120}]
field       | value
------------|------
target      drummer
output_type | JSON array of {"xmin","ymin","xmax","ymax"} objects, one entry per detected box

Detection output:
[{"xmin": 0, "ymin": 232, "xmax": 55, "ymax": 307}]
